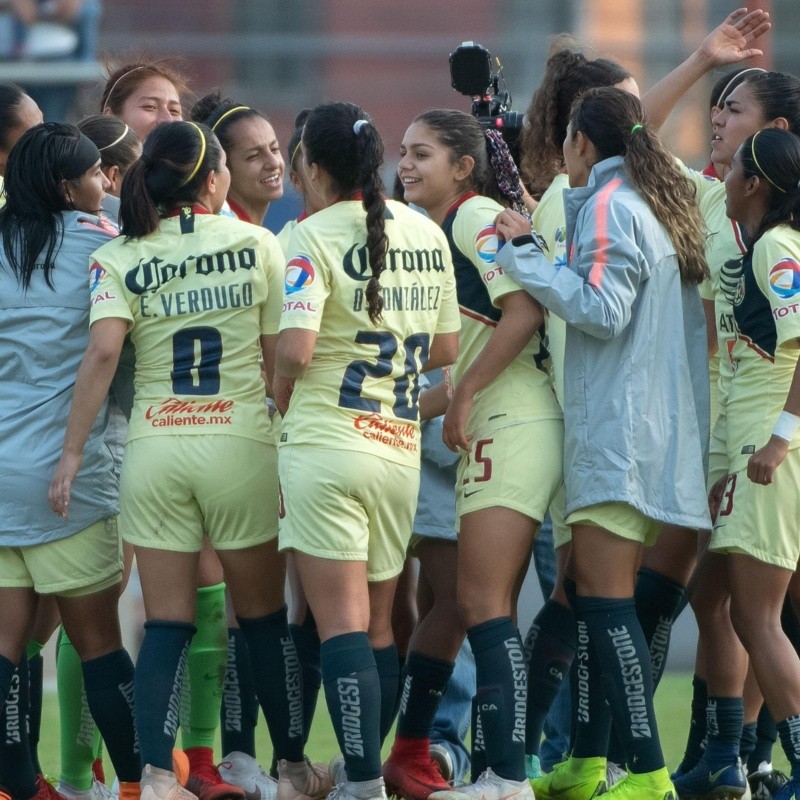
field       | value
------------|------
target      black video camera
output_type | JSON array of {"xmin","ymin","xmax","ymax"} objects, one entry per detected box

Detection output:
[{"xmin": 449, "ymin": 41, "xmax": 524, "ymax": 164}]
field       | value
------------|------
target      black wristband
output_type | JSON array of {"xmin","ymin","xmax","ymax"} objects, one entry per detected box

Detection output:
[{"xmin": 511, "ymin": 234, "xmax": 536, "ymax": 247}]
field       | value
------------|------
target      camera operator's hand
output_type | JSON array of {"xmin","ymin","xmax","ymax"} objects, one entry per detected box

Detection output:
[{"xmin": 495, "ymin": 208, "xmax": 532, "ymax": 243}]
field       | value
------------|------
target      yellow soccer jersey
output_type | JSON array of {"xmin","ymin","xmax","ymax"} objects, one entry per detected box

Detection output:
[
  {"xmin": 531, "ymin": 173, "xmax": 569, "ymax": 408},
  {"xmin": 279, "ymin": 198, "xmax": 460, "ymax": 467},
  {"xmin": 444, "ymin": 193, "xmax": 561, "ymax": 434},
  {"xmin": 276, "ymin": 213, "xmax": 308, "ymax": 256},
  {"xmin": 89, "ymin": 207, "xmax": 284, "ymax": 443},
  {"xmin": 727, "ymin": 225, "xmax": 800, "ymax": 472}
]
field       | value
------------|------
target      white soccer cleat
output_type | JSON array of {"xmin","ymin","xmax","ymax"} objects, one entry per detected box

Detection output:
[
  {"xmin": 218, "ymin": 753, "xmax": 278, "ymax": 800},
  {"xmin": 140, "ymin": 764, "xmax": 199, "ymax": 800},
  {"xmin": 429, "ymin": 768, "xmax": 535, "ymax": 800},
  {"xmin": 56, "ymin": 780, "xmax": 117, "ymax": 800}
]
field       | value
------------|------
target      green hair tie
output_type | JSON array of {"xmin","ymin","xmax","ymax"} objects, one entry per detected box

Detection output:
[{"xmin": 631, "ymin": 123, "xmax": 643, "ymax": 134}]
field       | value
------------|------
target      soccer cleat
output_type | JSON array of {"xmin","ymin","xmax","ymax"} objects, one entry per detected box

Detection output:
[
  {"xmin": 748, "ymin": 762, "xmax": 788, "ymax": 800},
  {"xmin": 430, "ymin": 744, "xmax": 455, "ymax": 783},
  {"xmin": 530, "ymin": 756, "xmax": 607, "ymax": 800},
  {"xmin": 428, "ymin": 768, "xmax": 534, "ymax": 800},
  {"xmin": 771, "ymin": 777, "xmax": 800, "ymax": 799},
  {"xmin": 140, "ymin": 764, "xmax": 199, "ymax": 800},
  {"xmin": 525, "ymin": 755, "xmax": 543, "ymax": 780},
  {"xmin": 276, "ymin": 758, "xmax": 333, "ymax": 800},
  {"xmin": 602, "ymin": 767, "xmax": 676, "ymax": 799},
  {"xmin": 382, "ymin": 750, "xmax": 450, "ymax": 799},
  {"xmin": 186, "ymin": 765, "xmax": 245, "ymax": 800},
  {"xmin": 329, "ymin": 755, "xmax": 347, "ymax": 788},
  {"xmin": 218, "ymin": 752, "xmax": 278, "ymax": 800},
  {"xmin": 56, "ymin": 779, "xmax": 117, "ymax": 800},
  {"xmin": 33, "ymin": 778, "xmax": 71, "ymax": 800},
  {"xmin": 605, "ymin": 763, "xmax": 627, "ymax": 790},
  {"xmin": 672, "ymin": 755, "xmax": 747, "ymax": 799},
  {"xmin": 326, "ymin": 778, "xmax": 388, "ymax": 800}
]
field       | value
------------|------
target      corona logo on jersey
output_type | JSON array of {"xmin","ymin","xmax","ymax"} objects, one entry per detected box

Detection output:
[
  {"xmin": 475, "ymin": 225, "xmax": 498, "ymax": 263},
  {"xmin": 89, "ymin": 262, "xmax": 106, "ymax": 293},
  {"xmin": 769, "ymin": 258, "xmax": 800, "ymax": 299},
  {"xmin": 285, "ymin": 255, "xmax": 316, "ymax": 295},
  {"xmin": 342, "ymin": 243, "xmax": 446, "ymax": 281}
]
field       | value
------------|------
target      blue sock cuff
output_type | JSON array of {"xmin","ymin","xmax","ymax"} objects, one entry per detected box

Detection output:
[
  {"xmin": 321, "ymin": 632, "xmax": 373, "ymax": 680},
  {"xmin": 81, "ymin": 648, "xmax": 134, "ymax": 685},
  {"xmin": 574, "ymin": 595, "xmax": 636, "ymax": 616},
  {"xmin": 237, "ymin": 605, "xmax": 289, "ymax": 632},
  {"xmin": 405, "ymin": 651, "xmax": 455, "ymax": 683},
  {"xmin": 467, "ymin": 617, "xmax": 516, "ymax": 653},
  {"xmin": 143, "ymin": 619, "xmax": 197, "ymax": 635}
]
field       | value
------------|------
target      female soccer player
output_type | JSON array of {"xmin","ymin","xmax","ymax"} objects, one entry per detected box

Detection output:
[
  {"xmin": 0, "ymin": 122, "xmax": 138, "ymax": 800},
  {"xmin": 495, "ymin": 87, "xmax": 710, "ymax": 800},
  {"xmin": 275, "ymin": 102, "xmax": 460, "ymax": 800},
  {"xmin": 699, "ymin": 127, "xmax": 800, "ymax": 800},
  {"xmin": 0, "ymin": 83, "xmax": 43, "ymax": 180},
  {"xmin": 79, "ymin": 114, "xmax": 141, "ymax": 201},
  {"xmin": 192, "ymin": 93, "xmax": 284, "ymax": 226},
  {"xmin": 49, "ymin": 120, "xmax": 326, "ymax": 800},
  {"xmin": 385, "ymin": 108, "xmax": 563, "ymax": 800}
]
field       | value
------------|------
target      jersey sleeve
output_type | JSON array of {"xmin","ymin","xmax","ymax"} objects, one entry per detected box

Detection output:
[
  {"xmin": 88, "ymin": 257, "xmax": 134, "ymax": 327},
  {"xmin": 496, "ymin": 194, "xmax": 649, "ymax": 340},
  {"xmin": 278, "ymin": 223, "xmax": 330, "ymax": 333},
  {"xmin": 452, "ymin": 197, "xmax": 524, "ymax": 306},
  {"xmin": 753, "ymin": 233, "xmax": 800, "ymax": 348},
  {"xmin": 677, "ymin": 157, "xmax": 720, "ymax": 204},
  {"xmin": 260, "ymin": 232, "xmax": 286, "ymax": 336},
  {"xmin": 433, "ymin": 232, "xmax": 461, "ymax": 335}
]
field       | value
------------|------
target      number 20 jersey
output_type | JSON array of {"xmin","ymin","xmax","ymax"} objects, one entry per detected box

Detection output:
[
  {"xmin": 89, "ymin": 209, "xmax": 284, "ymax": 443},
  {"xmin": 279, "ymin": 199, "xmax": 460, "ymax": 467}
]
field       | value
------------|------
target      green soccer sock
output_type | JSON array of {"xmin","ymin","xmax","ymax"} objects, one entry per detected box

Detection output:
[
  {"xmin": 181, "ymin": 583, "xmax": 227, "ymax": 751},
  {"xmin": 57, "ymin": 627, "xmax": 100, "ymax": 790}
]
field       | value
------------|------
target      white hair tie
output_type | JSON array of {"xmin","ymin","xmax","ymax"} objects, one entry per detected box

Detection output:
[{"xmin": 353, "ymin": 119, "xmax": 369, "ymax": 135}]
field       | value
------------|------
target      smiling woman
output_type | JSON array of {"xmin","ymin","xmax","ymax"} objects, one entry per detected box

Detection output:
[{"xmin": 192, "ymin": 92, "xmax": 285, "ymax": 226}]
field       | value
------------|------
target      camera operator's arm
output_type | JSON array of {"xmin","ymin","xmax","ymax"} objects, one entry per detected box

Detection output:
[{"xmin": 642, "ymin": 7, "xmax": 769, "ymax": 131}]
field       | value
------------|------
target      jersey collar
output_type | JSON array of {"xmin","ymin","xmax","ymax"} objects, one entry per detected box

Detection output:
[
  {"xmin": 226, "ymin": 197, "xmax": 252, "ymax": 223},
  {"xmin": 164, "ymin": 204, "xmax": 213, "ymax": 218},
  {"xmin": 444, "ymin": 191, "xmax": 477, "ymax": 220}
]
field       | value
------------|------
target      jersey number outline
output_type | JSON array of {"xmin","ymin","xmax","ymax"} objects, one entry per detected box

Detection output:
[
  {"xmin": 171, "ymin": 326, "xmax": 223, "ymax": 395},
  {"xmin": 338, "ymin": 330, "xmax": 430, "ymax": 419}
]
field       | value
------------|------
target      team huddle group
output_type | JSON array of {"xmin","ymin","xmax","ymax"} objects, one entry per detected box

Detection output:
[{"xmin": 3, "ymin": 5, "xmax": 800, "ymax": 800}]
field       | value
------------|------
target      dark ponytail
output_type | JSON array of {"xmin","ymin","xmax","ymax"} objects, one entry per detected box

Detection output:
[
  {"xmin": 120, "ymin": 120, "xmax": 222, "ymax": 238},
  {"xmin": 740, "ymin": 128, "xmax": 800, "ymax": 242},
  {"xmin": 302, "ymin": 103, "xmax": 387, "ymax": 324},
  {"xmin": 569, "ymin": 87, "xmax": 708, "ymax": 285}
]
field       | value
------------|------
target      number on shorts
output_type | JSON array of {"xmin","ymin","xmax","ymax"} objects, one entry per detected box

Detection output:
[
  {"xmin": 171, "ymin": 326, "xmax": 223, "ymax": 395},
  {"xmin": 718, "ymin": 473, "xmax": 737, "ymax": 518},
  {"xmin": 338, "ymin": 330, "xmax": 430, "ymax": 418},
  {"xmin": 474, "ymin": 438, "xmax": 494, "ymax": 482}
]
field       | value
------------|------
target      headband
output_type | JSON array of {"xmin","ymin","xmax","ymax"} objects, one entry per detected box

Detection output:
[
  {"xmin": 60, "ymin": 133, "xmax": 101, "ymax": 181},
  {"xmin": 211, "ymin": 105, "xmax": 251, "ymax": 132},
  {"xmin": 98, "ymin": 124, "xmax": 130, "ymax": 152},
  {"xmin": 290, "ymin": 139, "xmax": 302, "ymax": 168},
  {"xmin": 180, "ymin": 122, "xmax": 207, "ymax": 186},
  {"xmin": 716, "ymin": 67, "xmax": 767, "ymax": 109},
  {"xmin": 750, "ymin": 130, "xmax": 786, "ymax": 193},
  {"xmin": 103, "ymin": 65, "xmax": 148, "ymax": 111}
]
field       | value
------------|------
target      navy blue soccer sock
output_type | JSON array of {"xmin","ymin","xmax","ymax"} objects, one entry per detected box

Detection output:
[
  {"xmin": 777, "ymin": 715, "xmax": 800, "ymax": 780},
  {"xmin": 135, "ymin": 620, "xmax": 195, "ymax": 770},
  {"xmin": 523, "ymin": 599, "xmax": 576, "ymax": 758},
  {"xmin": 0, "ymin": 656, "xmax": 37, "ymax": 800},
  {"xmin": 0, "ymin": 655, "xmax": 14, "ymax": 709},
  {"xmin": 82, "ymin": 649, "xmax": 139, "ymax": 782},
  {"xmin": 749, "ymin": 703, "xmax": 777, "ymax": 773},
  {"xmin": 703, "ymin": 696, "xmax": 743, "ymax": 768},
  {"xmin": 238, "ymin": 607, "xmax": 304, "ymax": 762},
  {"xmin": 289, "ymin": 619, "xmax": 322, "ymax": 743},
  {"xmin": 467, "ymin": 617, "xmax": 526, "ymax": 782},
  {"xmin": 740, "ymin": 721, "xmax": 758, "ymax": 766},
  {"xmin": 470, "ymin": 694, "xmax": 487, "ymax": 782},
  {"xmin": 574, "ymin": 595, "xmax": 664, "ymax": 774},
  {"xmin": 220, "ymin": 627, "xmax": 259, "ymax": 758},
  {"xmin": 634, "ymin": 568, "xmax": 685, "ymax": 690},
  {"xmin": 396, "ymin": 651, "xmax": 453, "ymax": 740},
  {"xmin": 322, "ymin": 632, "xmax": 381, "ymax": 782},
  {"xmin": 373, "ymin": 644, "xmax": 400, "ymax": 745},
  {"xmin": 26, "ymin": 650, "xmax": 43, "ymax": 775}
]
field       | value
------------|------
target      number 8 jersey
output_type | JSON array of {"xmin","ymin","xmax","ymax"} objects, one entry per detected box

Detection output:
[
  {"xmin": 279, "ymin": 199, "xmax": 460, "ymax": 466},
  {"xmin": 89, "ymin": 207, "xmax": 284, "ymax": 443}
]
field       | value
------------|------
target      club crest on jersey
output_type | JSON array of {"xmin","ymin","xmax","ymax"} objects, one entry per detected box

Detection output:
[
  {"xmin": 769, "ymin": 258, "xmax": 800, "ymax": 299},
  {"xmin": 285, "ymin": 255, "xmax": 315, "ymax": 295},
  {"xmin": 475, "ymin": 225, "xmax": 498, "ymax": 263},
  {"xmin": 89, "ymin": 262, "xmax": 106, "ymax": 293}
]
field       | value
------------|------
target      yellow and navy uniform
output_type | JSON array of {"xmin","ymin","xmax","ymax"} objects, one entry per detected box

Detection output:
[
  {"xmin": 443, "ymin": 193, "xmax": 563, "ymax": 524},
  {"xmin": 278, "ymin": 198, "xmax": 460, "ymax": 580},
  {"xmin": 89, "ymin": 206, "xmax": 284, "ymax": 551},
  {"xmin": 711, "ymin": 225, "xmax": 800, "ymax": 568},
  {"xmin": 276, "ymin": 211, "xmax": 308, "ymax": 256}
]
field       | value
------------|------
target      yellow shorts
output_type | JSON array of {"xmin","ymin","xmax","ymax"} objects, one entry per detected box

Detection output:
[
  {"xmin": 549, "ymin": 485, "xmax": 571, "ymax": 549},
  {"xmin": 120, "ymin": 435, "xmax": 278, "ymax": 552},
  {"xmin": 710, "ymin": 450, "xmax": 800, "ymax": 569},
  {"xmin": 278, "ymin": 445, "xmax": 419, "ymax": 582},
  {"xmin": 707, "ymin": 409, "xmax": 729, "ymax": 491},
  {"xmin": 0, "ymin": 517, "xmax": 121, "ymax": 597},
  {"xmin": 567, "ymin": 502, "xmax": 661, "ymax": 547},
  {"xmin": 456, "ymin": 419, "xmax": 563, "ymax": 526}
]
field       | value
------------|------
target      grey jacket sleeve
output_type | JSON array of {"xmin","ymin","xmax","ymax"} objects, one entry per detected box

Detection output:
[{"xmin": 496, "ymin": 205, "xmax": 650, "ymax": 340}]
